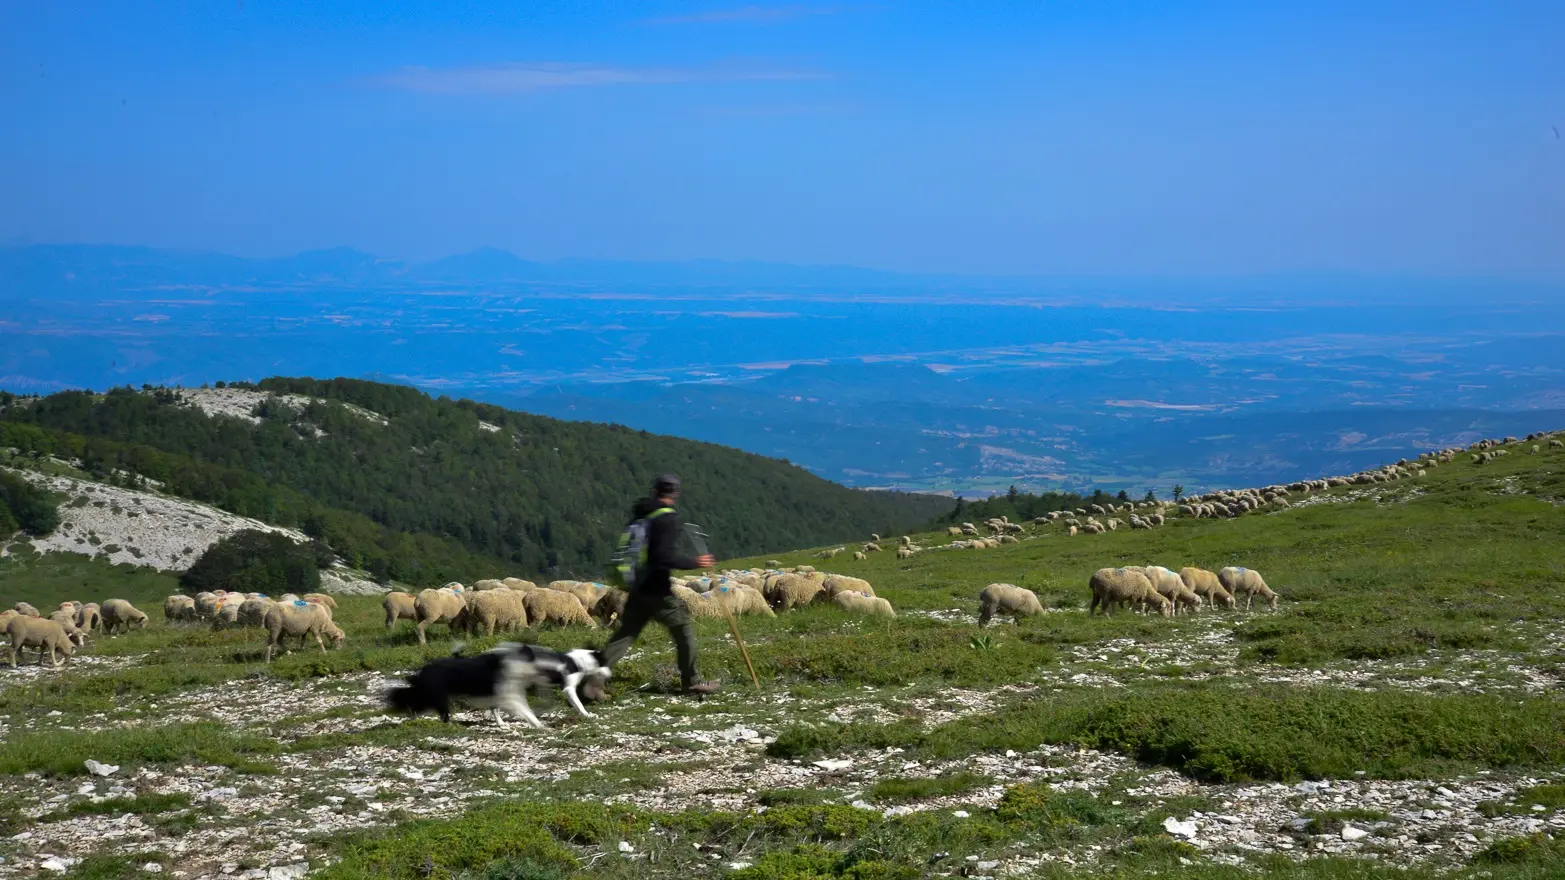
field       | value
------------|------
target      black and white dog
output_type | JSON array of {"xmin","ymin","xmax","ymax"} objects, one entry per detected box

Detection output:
[{"xmin": 385, "ymin": 642, "xmax": 610, "ymax": 729}]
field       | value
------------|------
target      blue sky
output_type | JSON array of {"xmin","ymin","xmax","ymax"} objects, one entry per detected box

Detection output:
[{"xmin": 2, "ymin": 1, "xmax": 1561, "ymax": 277}]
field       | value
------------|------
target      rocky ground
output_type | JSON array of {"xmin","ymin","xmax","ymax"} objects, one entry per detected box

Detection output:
[{"xmin": 3, "ymin": 614, "xmax": 1562, "ymax": 880}]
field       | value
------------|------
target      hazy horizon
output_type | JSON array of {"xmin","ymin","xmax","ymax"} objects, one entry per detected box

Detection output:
[{"xmin": 4, "ymin": 2, "xmax": 1563, "ymax": 279}]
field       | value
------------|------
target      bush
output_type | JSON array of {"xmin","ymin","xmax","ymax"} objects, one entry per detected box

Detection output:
[
  {"xmin": 180, "ymin": 529, "xmax": 323, "ymax": 595},
  {"xmin": 0, "ymin": 470, "xmax": 59, "ymax": 536}
]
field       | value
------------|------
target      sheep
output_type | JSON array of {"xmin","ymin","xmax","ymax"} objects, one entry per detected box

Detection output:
[
  {"xmin": 1137, "ymin": 566, "xmax": 1203, "ymax": 615},
  {"xmin": 896, "ymin": 546, "xmax": 914, "ymax": 558},
  {"xmin": 302, "ymin": 593, "xmax": 338, "ymax": 610},
  {"xmin": 1068, "ymin": 526, "xmax": 1079, "ymax": 537},
  {"xmin": 14, "ymin": 602, "xmax": 40, "ymax": 618},
  {"xmin": 947, "ymin": 527, "xmax": 963, "ymax": 537},
  {"xmin": 862, "ymin": 542, "xmax": 882, "ymax": 553},
  {"xmin": 1219, "ymin": 567, "xmax": 1279, "ymax": 611},
  {"xmin": 237, "ymin": 597, "xmax": 275, "ymax": 628},
  {"xmin": 819, "ymin": 575, "xmax": 876, "ymax": 602},
  {"xmin": 263, "ymin": 601, "xmax": 346, "ymax": 662},
  {"xmin": 164, "ymin": 595, "xmax": 197, "ymax": 623},
  {"xmin": 522, "ymin": 588, "xmax": 598, "ymax": 628},
  {"xmin": 853, "ymin": 551, "xmax": 868, "ymax": 561},
  {"xmin": 48, "ymin": 610, "xmax": 89, "ymax": 646},
  {"xmin": 1552, "ymin": 439, "xmax": 1564, "ymax": 449},
  {"xmin": 211, "ymin": 600, "xmax": 243, "ymax": 630},
  {"xmin": 6, "ymin": 616, "xmax": 75, "ymax": 667},
  {"xmin": 100, "ymin": 599, "xmax": 148, "ymax": 634},
  {"xmin": 1179, "ymin": 567, "xmax": 1236, "ymax": 610},
  {"xmin": 763, "ymin": 573, "xmax": 825, "ymax": 611},
  {"xmin": 455, "ymin": 589, "xmax": 529, "ymax": 636},
  {"xmin": 193, "ymin": 592, "xmax": 226, "ymax": 619},
  {"xmin": 833, "ymin": 591, "xmax": 896, "ymax": 618},
  {"xmin": 707, "ymin": 584, "xmax": 775, "ymax": 618},
  {"xmin": 592, "ymin": 587, "xmax": 630, "ymax": 625},
  {"xmin": 74, "ymin": 602, "xmax": 102, "ymax": 633},
  {"xmin": 472, "ymin": 579, "xmax": 507, "ymax": 591},
  {"xmin": 546, "ymin": 580, "xmax": 615, "ymax": 610},
  {"xmin": 977, "ymin": 584, "xmax": 1044, "ymax": 626},
  {"xmin": 414, "ymin": 588, "xmax": 468, "ymax": 645},
  {"xmin": 378, "ymin": 591, "xmax": 415, "ymax": 629},
  {"xmin": 817, "ymin": 548, "xmax": 842, "ymax": 560},
  {"xmin": 1088, "ymin": 568, "xmax": 1170, "ymax": 617},
  {"xmin": 671, "ymin": 585, "xmax": 726, "ymax": 619},
  {"xmin": 502, "ymin": 578, "xmax": 539, "ymax": 593}
]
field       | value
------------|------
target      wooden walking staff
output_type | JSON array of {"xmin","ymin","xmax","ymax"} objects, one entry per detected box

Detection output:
[{"xmin": 685, "ymin": 523, "xmax": 762, "ymax": 690}]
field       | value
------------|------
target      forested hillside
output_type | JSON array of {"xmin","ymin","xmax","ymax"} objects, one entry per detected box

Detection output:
[{"xmin": 0, "ymin": 379, "xmax": 951, "ymax": 581}]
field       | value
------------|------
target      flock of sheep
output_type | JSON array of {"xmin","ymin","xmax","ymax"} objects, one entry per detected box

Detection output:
[
  {"xmin": 2, "ymin": 598, "xmax": 145, "ymax": 667},
  {"xmin": 163, "ymin": 591, "xmax": 348, "ymax": 662},
  {"xmin": 378, "ymin": 568, "xmax": 897, "ymax": 647},
  {"xmin": 975, "ymin": 565, "xmax": 1276, "ymax": 627}
]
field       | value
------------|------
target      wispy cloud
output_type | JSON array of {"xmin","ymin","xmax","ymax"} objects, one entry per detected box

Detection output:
[
  {"xmin": 370, "ymin": 62, "xmax": 828, "ymax": 94},
  {"xmin": 647, "ymin": 5, "xmax": 849, "ymax": 25}
]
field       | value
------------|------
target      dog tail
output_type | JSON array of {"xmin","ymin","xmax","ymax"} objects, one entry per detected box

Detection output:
[{"xmin": 449, "ymin": 641, "xmax": 468, "ymax": 657}]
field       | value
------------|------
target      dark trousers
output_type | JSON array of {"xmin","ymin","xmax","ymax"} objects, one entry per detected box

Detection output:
[{"xmin": 602, "ymin": 591, "xmax": 699, "ymax": 686}]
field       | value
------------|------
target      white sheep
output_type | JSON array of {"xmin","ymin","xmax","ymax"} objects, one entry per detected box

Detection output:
[
  {"xmin": 522, "ymin": 589, "xmax": 597, "ymax": 628},
  {"xmin": 1088, "ymin": 568, "xmax": 1170, "ymax": 617},
  {"xmin": 5, "ymin": 616, "xmax": 75, "ymax": 667},
  {"xmin": 977, "ymin": 584, "xmax": 1043, "ymax": 626},
  {"xmin": 100, "ymin": 599, "xmax": 148, "ymax": 634},
  {"xmin": 414, "ymin": 588, "xmax": 467, "ymax": 645},
  {"xmin": 1218, "ymin": 566, "xmax": 1279, "ymax": 611},
  {"xmin": 164, "ymin": 595, "xmax": 196, "ymax": 623},
  {"xmin": 456, "ymin": 589, "xmax": 529, "ymax": 636},
  {"xmin": 1178, "ymin": 567, "xmax": 1236, "ymax": 610},
  {"xmin": 263, "ymin": 601, "xmax": 346, "ymax": 662},
  {"xmin": 833, "ymin": 592, "xmax": 896, "ymax": 618}
]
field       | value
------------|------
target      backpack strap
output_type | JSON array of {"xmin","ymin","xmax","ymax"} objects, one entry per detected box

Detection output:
[{"xmin": 646, "ymin": 507, "xmax": 674, "ymax": 520}]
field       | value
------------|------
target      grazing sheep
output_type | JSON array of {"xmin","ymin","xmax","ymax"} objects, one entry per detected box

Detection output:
[
  {"xmin": 48, "ymin": 610, "xmax": 89, "ymax": 646},
  {"xmin": 522, "ymin": 589, "xmax": 598, "ymax": 628},
  {"xmin": 193, "ymin": 592, "xmax": 226, "ymax": 619},
  {"xmin": 1068, "ymin": 526, "xmax": 1079, "ymax": 537},
  {"xmin": 833, "ymin": 591, "xmax": 896, "ymax": 619},
  {"xmin": 74, "ymin": 602, "xmax": 102, "ymax": 633},
  {"xmin": 211, "ymin": 601, "xmax": 242, "ymax": 630},
  {"xmin": 237, "ymin": 597, "xmax": 275, "ymax": 628},
  {"xmin": 14, "ymin": 602, "xmax": 40, "ymax": 618},
  {"xmin": 862, "ymin": 542, "xmax": 882, "ymax": 553},
  {"xmin": 100, "ymin": 599, "xmax": 148, "ymax": 634},
  {"xmin": 671, "ymin": 585, "xmax": 725, "ymax": 619},
  {"xmin": 977, "ymin": 584, "xmax": 1044, "ymax": 626},
  {"xmin": 592, "ymin": 587, "xmax": 630, "ymax": 625},
  {"xmin": 1218, "ymin": 567, "xmax": 1279, "ymax": 611},
  {"xmin": 455, "ymin": 589, "xmax": 529, "ymax": 636},
  {"xmin": 302, "ymin": 593, "xmax": 338, "ymax": 610},
  {"xmin": 164, "ymin": 595, "xmax": 197, "ymax": 623},
  {"xmin": 820, "ymin": 575, "xmax": 876, "ymax": 601},
  {"xmin": 382, "ymin": 591, "xmax": 416, "ymax": 629},
  {"xmin": 472, "ymin": 579, "xmax": 507, "ymax": 591},
  {"xmin": 263, "ymin": 601, "xmax": 346, "ymax": 662},
  {"xmin": 763, "ymin": 573, "xmax": 825, "ymax": 611},
  {"xmin": 817, "ymin": 547, "xmax": 842, "ymax": 560},
  {"xmin": 546, "ymin": 580, "xmax": 614, "ymax": 610},
  {"xmin": 5, "ymin": 616, "xmax": 75, "ymax": 667},
  {"xmin": 896, "ymin": 546, "xmax": 914, "ymax": 558},
  {"xmin": 853, "ymin": 551, "xmax": 868, "ymax": 561},
  {"xmin": 414, "ymin": 588, "xmax": 468, "ymax": 645},
  {"xmin": 1551, "ymin": 439, "xmax": 1564, "ymax": 449},
  {"xmin": 1179, "ymin": 567, "xmax": 1236, "ymax": 610},
  {"xmin": 1088, "ymin": 568, "xmax": 1170, "ymax": 617},
  {"xmin": 947, "ymin": 527, "xmax": 963, "ymax": 537},
  {"xmin": 1137, "ymin": 566, "xmax": 1203, "ymax": 615}
]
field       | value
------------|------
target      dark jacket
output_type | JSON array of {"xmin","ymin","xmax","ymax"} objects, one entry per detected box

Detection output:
[{"xmin": 631, "ymin": 497, "xmax": 700, "ymax": 596}]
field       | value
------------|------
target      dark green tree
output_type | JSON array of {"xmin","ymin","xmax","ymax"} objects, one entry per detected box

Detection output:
[
  {"xmin": 0, "ymin": 471, "xmax": 60, "ymax": 536},
  {"xmin": 180, "ymin": 530, "xmax": 323, "ymax": 595}
]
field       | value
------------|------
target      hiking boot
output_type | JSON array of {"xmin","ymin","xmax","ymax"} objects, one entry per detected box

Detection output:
[{"xmin": 682, "ymin": 680, "xmax": 721, "ymax": 697}]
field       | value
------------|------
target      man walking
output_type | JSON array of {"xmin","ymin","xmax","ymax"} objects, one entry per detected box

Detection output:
[{"xmin": 602, "ymin": 474, "xmax": 721, "ymax": 696}]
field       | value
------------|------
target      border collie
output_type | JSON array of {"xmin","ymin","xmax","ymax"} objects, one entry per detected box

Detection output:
[{"xmin": 385, "ymin": 643, "xmax": 610, "ymax": 729}]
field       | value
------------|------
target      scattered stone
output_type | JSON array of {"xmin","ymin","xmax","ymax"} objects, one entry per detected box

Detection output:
[
  {"xmin": 1163, "ymin": 817, "xmax": 1198, "ymax": 839},
  {"xmin": 84, "ymin": 760, "xmax": 119, "ymax": 777}
]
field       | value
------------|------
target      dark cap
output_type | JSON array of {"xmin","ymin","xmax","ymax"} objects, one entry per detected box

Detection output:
[{"xmin": 653, "ymin": 473, "xmax": 682, "ymax": 496}]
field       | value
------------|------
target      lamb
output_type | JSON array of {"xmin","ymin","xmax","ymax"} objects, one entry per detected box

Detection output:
[
  {"xmin": 763, "ymin": 573, "xmax": 825, "ymax": 611},
  {"xmin": 414, "ymin": 588, "xmax": 468, "ymax": 645},
  {"xmin": 6, "ymin": 616, "xmax": 76, "ymax": 667},
  {"xmin": 833, "ymin": 591, "xmax": 896, "ymax": 618},
  {"xmin": 977, "ymin": 583, "xmax": 1044, "ymax": 626},
  {"xmin": 302, "ymin": 593, "xmax": 338, "ymax": 610},
  {"xmin": 1088, "ymin": 568, "xmax": 1170, "ymax": 617},
  {"xmin": 263, "ymin": 601, "xmax": 346, "ymax": 662},
  {"xmin": 455, "ymin": 589, "xmax": 529, "ymax": 636},
  {"xmin": 100, "ymin": 599, "xmax": 149, "ymax": 634},
  {"xmin": 1218, "ymin": 567, "xmax": 1279, "ymax": 611},
  {"xmin": 14, "ymin": 602, "xmax": 40, "ymax": 618},
  {"xmin": 1178, "ymin": 567, "xmax": 1236, "ymax": 610},
  {"xmin": 48, "ymin": 610, "xmax": 89, "ymax": 646},
  {"xmin": 1068, "ymin": 526, "xmax": 1079, "ymax": 537},
  {"xmin": 74, "ymin": 602, "xmax": 102, "ymax": 633},
  {"xmin": 237, "ymin": 597, "xmax": 275, "ymax": 627},
  {"xmin": 164, "ymin": 595, "xmax": 197, "ymax": 623},
  {"xmin": 522, "ymin": 588, "xmax": 598, "ymax": 628}
]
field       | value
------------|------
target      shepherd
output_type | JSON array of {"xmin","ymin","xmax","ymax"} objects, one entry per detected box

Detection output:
[{"xmin": 601, "ymin": 473, "xmax": 721, "ymax": 696}]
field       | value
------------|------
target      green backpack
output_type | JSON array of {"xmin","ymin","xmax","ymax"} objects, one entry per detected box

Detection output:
[{"xmin": 606, "ymin": 507, "xmax": 672, "ymax": 591}]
